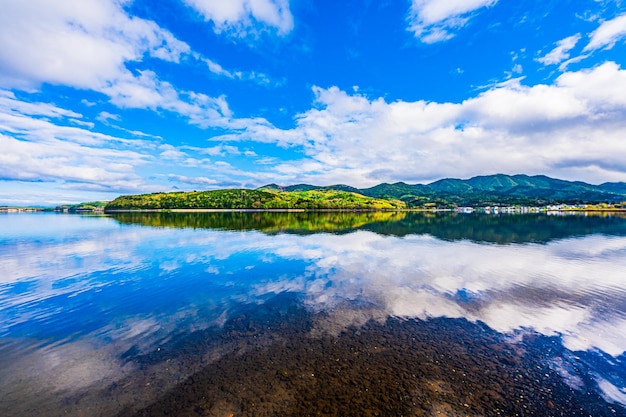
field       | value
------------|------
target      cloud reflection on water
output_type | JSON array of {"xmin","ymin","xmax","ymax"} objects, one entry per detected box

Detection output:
[
  {"xmin": 1, "ymin": 213, "xmax": 626, "ymax": 411},
  {"xmin": 2, "ymin": 215, "xmax": 626, "ymax": 356},
  {"xmin": 245, "ymin": 231, "xmax": 626, "ymax": 356}
]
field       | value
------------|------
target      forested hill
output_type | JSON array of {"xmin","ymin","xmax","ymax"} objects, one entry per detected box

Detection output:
[
  {"xmin": 262, "ymin": 174, "xmax": 626, "ymax": 208},
  {"xmin": 105, "ymin": 189, "xmax": 406, "ymax": 211},
  {"xmin": 104, "ymin": 174, "xmax": 626, "ymax": 211}
]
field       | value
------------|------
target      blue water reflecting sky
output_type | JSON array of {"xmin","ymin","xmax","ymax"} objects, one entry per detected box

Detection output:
[{"xmin": 1, "ymin": 212, "xmax": 626, "ymax": 411}]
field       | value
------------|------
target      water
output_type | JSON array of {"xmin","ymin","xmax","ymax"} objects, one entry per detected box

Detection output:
[{"xmin": 1, "ymin": 211, "xmax": 626, "ymax": 416}]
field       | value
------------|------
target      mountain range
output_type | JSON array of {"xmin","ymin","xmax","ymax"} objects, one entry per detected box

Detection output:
[{"xmin": 261, "ymin": 174, "xmax": 626, "ymax": 208}]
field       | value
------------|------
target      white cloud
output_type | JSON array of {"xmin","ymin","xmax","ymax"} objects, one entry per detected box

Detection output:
[
  {"xmin": 557, "ymin": 53, "xmax": 592, "ymax": 72},
  {"xmin": 96, "ymin": 111, "xmax": 121, "ymax": 124},
  {"xmin": 95, "ymin": 69, "xmax": 264, "ymax": 130},
  {"xmin": 535, "ymin": 14, "xmax": 626, "ymax": 71},
  {"xmin": 204, "ymin": 57, "xmax": 235, "ymax": 78},
  {"xmin": 0, "ymin": 91, "xmax": 153, "ymax": 192},
  {"xmin": 537, "ymin": 34, "xmax": 582, "ymax": 65},
  {"xmin": 198, "ymin": 55, "xmax": 276, "ymax": 86},
  {"xmin": 0, "ymin": 132, "xmax": 147, "ymax": 189},
  {"xmin": 584, "ymin": 13, "xmax": 626, "ymax": 51},
  {"xmin": 183, "ymin": 0, "xmax": 294, "ymax": 36},
  {"xmin": 407, "ymin": 0, "xmax": 498, "ymax": 43},
  {"xmin": 167, "ymin": 174, "xmax": 220, "ymax": 186},
  {"xmin": 0, "ymin": 90, "xmax": 82, "ymax": 119},
  {"xmin": 158, "ymin": 144, "xmax": 189, "ymax": 161},
  {"xmin": 216, "ymin": 62, "xmax": 626, "ymax": 186},
  {"xmin": 0, "ymin": 0, "xmax": 269, "ymax": 131},
  {"xmin": 187, "ymin": 144, "xmax": 244, "ymax": 156},
  {"xmin": 0, "ymin": 0, "xmax": 189, "ymax": 91}
]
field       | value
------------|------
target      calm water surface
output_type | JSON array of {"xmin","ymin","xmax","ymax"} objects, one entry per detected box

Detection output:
[{"xmin": 1, "ymin": 211, "xmax": 626, "ymax": 416}]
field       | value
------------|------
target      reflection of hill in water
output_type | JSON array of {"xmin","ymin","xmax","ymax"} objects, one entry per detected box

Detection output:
[
  {"xmin": 110, "ymin": 211, "xmax": 626, "ymax": 244},
  {"xmin": 110, "ymin": 211, "xmax": 405, "ymax": 235},
  {"xmin": 363, "ymin": 212, "xmax": 626, "ymax": 244}
]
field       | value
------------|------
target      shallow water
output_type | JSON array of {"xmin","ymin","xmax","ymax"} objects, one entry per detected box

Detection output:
[{"xmin": 1, "ymin": 211, "xmax": 625, "ymax": 416}]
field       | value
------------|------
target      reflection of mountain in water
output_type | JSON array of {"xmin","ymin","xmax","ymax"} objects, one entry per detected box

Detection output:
[
  {"xmin": 363, "ymin": 212, "xmax": 626, "ymax": 243},
  {"xmin": 110, "ymin": 211, "xmax": 626, "ymax": 244}
]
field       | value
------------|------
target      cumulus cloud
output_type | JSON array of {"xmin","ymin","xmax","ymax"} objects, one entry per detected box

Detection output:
[
  {"xmin": 0, "ymin": 0, "xmax": 189, "ymax": 90},
  {"xmin": 0, "ymin": 133, "xmax": 142, "ymax": 187},
  {"xmin": 0, "ymin": 0, "xmax": 271, "ymax": 131},
  {"xmin": 584, "ymin": 13, "xmax": 626, "ymax": 51},
  {"xmin": 537, "ymin": 34, "xmax": 582, "ymax": 65},
  {"xmin": 0, "ymin": 91, "xmax": 272, "ymax": 198},
  {"xmin": 0, "ymin": 91, "xmax": 152, "ymax": 191},
  {"xmin": 3, "ymin": 0, "xmax": 625, "ymax": 194},
  {"xmin": 215, "ymin": 61, "xmax": 626, "ymax": 186},
  {"xmin": 407, "ymin": 0, "xmax": 498, "ymax": 43},
  {"xmin": 183, "ymin": 0, "xmax": 294, "ymax": 36}
]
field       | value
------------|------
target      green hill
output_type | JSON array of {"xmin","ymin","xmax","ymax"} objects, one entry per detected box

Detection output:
[
  {"xmin": 428, "ymin": 178, "xmax": 474, "ymax": 194},
  {"xmin": 360, "ymin": 182, "xmax": 432, "ymax": 198},
  {"xmin": 104, "ymin": 174, "xmax": 626, "ymax": 212},
  {"xmin": 259, "ymin": 174, "xmax": 626, "ymax": 208},
  {"xmin": 55, "ymin": 201, "xmax": 107, "ymax": 213},
  {"xmin": 105, "ymin": 189, "xmax": 406, "ymax": 211},
  {"xmin": 599, "ymin": 181, "xmax": 626, "ymax": 194}
]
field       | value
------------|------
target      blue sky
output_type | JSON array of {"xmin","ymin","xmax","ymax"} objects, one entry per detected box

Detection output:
[{"xmin": 1, "ymin": 0, "xmax": 626, "ymax": 205}]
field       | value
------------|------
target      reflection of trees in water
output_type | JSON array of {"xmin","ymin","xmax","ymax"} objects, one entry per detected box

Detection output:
[
  {"xmin": 110, "ymin": 211, "xmax": 626, "ymax": 244},
  {"xmin": 363, "ymin": 212, "xmax": 626, "ymax": 244},
  {"xmin": 110, "ymin": 211, "xmax": 406, "ymax": 234}
]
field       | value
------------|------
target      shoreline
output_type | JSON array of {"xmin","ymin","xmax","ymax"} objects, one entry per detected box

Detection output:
[
  {"xmin": 104, "ymin": 208, "xmax": 626, "ymax": 213},
  {"xmin": 3, "ymin": 207, "xmax": 626, "ymax": 214},
  {"xmin": 103, "ymin": 208, "xmax": 426, "ymax": 213}
]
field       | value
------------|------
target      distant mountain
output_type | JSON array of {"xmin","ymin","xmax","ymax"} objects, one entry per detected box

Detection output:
[
  {"xmin": 360, "ymin": 182, "xmax": 432, "ymax": 198},
  {"xmin": 259, "ymin": 174, "xmax": 626, "ymax": 208},
  {"xmin": 599, "ymin": 182, "xmax": 626, "ymax": 194},
  {"xmin": 429, "ymin": 174, "xmax": 624, "ymax": 201},
  {"xmin": 428, "ymin": 178, "xmax": 474, "ymax": 194}
]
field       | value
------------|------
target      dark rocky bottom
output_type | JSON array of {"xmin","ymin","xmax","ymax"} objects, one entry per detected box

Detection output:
[{"xmin": 116, "ymin": 298, "xmax": 625, "ymax": 417}]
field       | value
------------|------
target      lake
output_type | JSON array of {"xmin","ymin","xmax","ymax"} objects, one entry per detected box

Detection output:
[{"xmin": 1, "ymin": 211, "xmax": 626, "ymax": 416}]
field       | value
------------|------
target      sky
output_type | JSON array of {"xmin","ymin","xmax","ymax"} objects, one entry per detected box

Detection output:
[{"xmin": 1, "ymin": 0, "xmax": 626, "ymax": 205}]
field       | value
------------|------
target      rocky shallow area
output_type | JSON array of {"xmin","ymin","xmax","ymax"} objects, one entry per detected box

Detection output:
[
  {"xmin": 2, "ymin": 294, "xmax": 624, "ymax": 417},
  {"xmin": 112, "ymin": 297, "xmax": 624, "ymax": 417}
]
